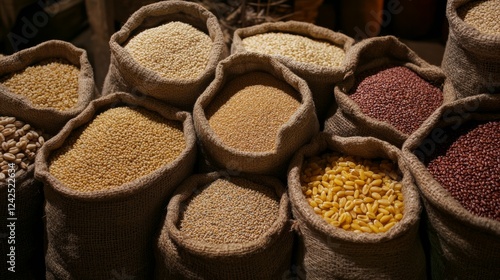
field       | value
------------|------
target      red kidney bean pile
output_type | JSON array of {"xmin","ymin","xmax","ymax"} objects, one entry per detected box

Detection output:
[
  {"xmin": 426, "ymin": 120, "xmax": 500, "ymax": 221},
  {"xmin": 349, "ymin": 65, "xmax": 443, "ymax": 135}
]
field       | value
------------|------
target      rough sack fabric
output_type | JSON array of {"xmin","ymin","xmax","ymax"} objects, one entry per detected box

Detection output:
[
  {"xmin": 324, "ymin": 35, "xmax": 450, "ymax": 148},
  {"xmin": 35, "ymin": 92, "xmax": 197, "ymax": 279},
  {"xmin": 402, "ymin": 93, "xmax": 500, "ymax": 280},
  {"xmin": 155, "ymin": 172, "xmax": 293, "ymax": 280},
  {"xmin": 232, "ymin": 21, "xmax": 354, "ymax": 122},
  {"xmin": 102, "ymin": 1, "xmax": 228, "ymax": 111},
  {"xmin": 0, "ymin": 40, "xmax": 97, "ymax": 136},
  {"xmin": 288, "ymin": 132, "xmax": 425, "ymax": 280},
  {"xmin": 193, "ymin": 52, "xmax": 319, "ymax": 177},
  {"xmin": 441, "ymin": 0, "xmax": 500, "ymax": 98}
]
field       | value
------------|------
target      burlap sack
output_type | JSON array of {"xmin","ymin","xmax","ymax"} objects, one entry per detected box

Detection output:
[
  {"xmin": 288, "ymin": 132, "xmax": 425, "ymax": 280},
  {"xmin": 441, "ymin": 0, "xmax": 500, "ymax": 98},
  {"xmin": 102, "ymin": 1, "xmax": 228, "ymax": 111},
  {"xmin": 324, "ymin": 35, "xmax": 451, "ymax": 148},
  {"xmin": 155, "ymin": 172, "xmax": 293, "ymax": 280},
  {"xmin": 194, "ymin": 53, "xmax": 319, "ymax": 177},
  {"xmin": 402, "ymin": 93, "xmax": 500, "ymax": 280},
  {"xmin": 232, "ymin": 21, "xmax": 354, "ymax": 122},
  {"xmin": 0, "ymin": 40, "xmax": 97, "ymax": 136},
  {"xmin": 34, "ymin": 92, "xmax": 197, "ymax": 279}
]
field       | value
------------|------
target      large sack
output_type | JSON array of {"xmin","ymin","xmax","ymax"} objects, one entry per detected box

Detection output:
[
  {"xmin": 402, "ymin": 93, "xmax": 500, "ymax": 280},
  {"xmin": 155, "ymin": 172, "xmax": 293, "ymax": 280},
  {"xmin": 324, "ymin": 35, "xmax": 451, "ymax": 148},
  {"xmin": 441, "ymin": 0, "xmax": 500, "ymax": 98},
  {"xmin": 232, "ymin": 21, "xmax": 354, "ymax": 122},
  {"xmin": 35, "ymin": 92, "xmax": 197, "ymax": 279},
  {"xmin": 288, "ymin": 132, "xmax": 425, "ymax": 280},
  {"xmin": 103, "ymin": 1, "xmax": 228, "ymax": 110}
]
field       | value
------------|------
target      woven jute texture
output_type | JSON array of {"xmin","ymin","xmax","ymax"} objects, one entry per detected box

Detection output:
[
  {"xmin": 441, "ymin": 0, "xmax": 500, "ymax": 98},
  {"xmin": 0, "ymin": 40, "xmax": 97, "ymax": 135},
  {"xmin": 402, "ymin": 93, "xmax": 500, "ymax": 280},
  {"xmin": 193, "ymin": 52, "xmax": 319, "ymax": 177},
  {"xmin": 103, "ymin": 1, "xmax": 228, "ymax": 111},
  {"xmin": 324, "ymin": 35, "xmax": 451, "ymax": 148},
  {"xmin": 232, "ymin": 21, "xmax": 354, "ymax": 122},
  {"xmin": 288, "ymin": 132, "xmax": 425, "ymax": 280},
  {"xmin": 35, "ymin": 92, "xmax": 197, "ymax": 279},
  {"xmin": 155, "ymin": 172, "xmax": 293, "ymax": 280}
]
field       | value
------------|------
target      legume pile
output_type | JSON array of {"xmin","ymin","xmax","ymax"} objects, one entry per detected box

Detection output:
[
  {"xmin": 349, "ymin": 66, "xmax": 443, "ymax": 135},
  {"xmin": 179, "ymin": 177, "xmax": 280, "ymax": 244},
  {"xmin": 458, "ymin": 0, "xmax": 500, "ymax": 36},
  {"xmin": 426, "ymin": 120, "xmax": 500, "ymax": 221},
  {"xmin": 50, "ymin": 106, "xmax": 186, "ymax": 192},
  {"xmin": 207, "ymin": 71, "xmax": 301, "ymax": 152},
  {"xmin": 242, "ymin": 32, "xmax": 345, "ymax": 68},
  {"xmin": 1, "ymin": 116, "xmax": 45, "ymax": 182},
  {"xmin": 301, "ymin": 152, "xmax": 405, "ymax": 233},
  {"xmin": 124, "ymin": 21, "xmax": 212, "ymax": 80},
  {"xmin": 0, "ymin": 58, "xmax": 80, "ymax": 111}
]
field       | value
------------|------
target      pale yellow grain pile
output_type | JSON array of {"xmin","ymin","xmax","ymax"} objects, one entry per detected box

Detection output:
[
  {"xmin": 50, "ymin": 106, "xmax": 186, "ymax": 192},
  {"xmin": 458, "ymin": 0, "xmax": 500, "ymax": 35}
]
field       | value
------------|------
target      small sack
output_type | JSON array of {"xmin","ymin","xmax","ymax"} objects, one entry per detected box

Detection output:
[
  {"xmin": 193, "ymin": 52, "xmax": 319, "ymax": 176},
  {"xmin": 35, "ymin": 92, "xmax": 197, "ymax": 279},
  {"xmin": 441, "ymin": 0, "xmax": 500, "ymax": 98},
  {"xmin": 324, "ymin": 35, "xmax": 451, "ymax": 148},
  {"xmin": 232, "ymin": 21, "xmax": 354, "ymax": 122},
  {"xmin": 155, "ymin": 172, "xmax": 293, "ymax": 280},
  {"xmin": 402, "ymin": 93, "xmax": 500, "ymax": 280},
  {"xmin": 288, "ymin": 132, "xmax": 425, "ymax": 280},
  {"xmin": 0, "ymin": 40, "xmax": 97, "ymax": 135},
  {"xmin": 103, "ymin": 1, "xmax": 228, "ymax": 110}
]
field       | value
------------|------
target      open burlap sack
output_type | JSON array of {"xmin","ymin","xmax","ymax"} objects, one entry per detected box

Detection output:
[
  {"xmin": 103, "ymin": 1, "xmax": 228, "ymax": 111},
  {"xmin": 232, "ymin": 21, "xmax": 354, "ymax": 122},
  {"xmin": 324, "ymin": 35, "xmax": 451, "ymax": 148},
  {"xmin": 193, "ymin": 53, "xmax": 319, "ymax": 177},
  {"xmin": 155, "ymin": 171, "xmax": 293, "ymax": 280},
  {"xmin": 441, "ymin": 0, "xmax": 500, "ymax": 98},
  {"xmin": 35, "ymin": 92, "xmax": 197, "ymax": 279},
  {"xmin": 402, "ymin": 93, "xmax": 500, "ymax": 280},
  {"xmin": 0, "ymin": 40, "xmax": 97, "ymax": 136},
  {"xmin": 288, "ymin": 132, "xmax": 425, "ymax": 280}
]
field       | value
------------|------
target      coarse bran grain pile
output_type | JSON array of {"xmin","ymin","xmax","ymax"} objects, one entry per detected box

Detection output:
[
  {"xmin": 403, "ymin": 93, "xmax": 500, "ymax": 280},
  {"xmin": 458, "ymin": 0, "xmax": 500, "ymax": 35},
  {"xmin": 207, "ymin": 71, "xmax": 300, "ymax": 153},
  {"xmin": 156, "ymin": 172, "xmax": 293, "ymax": 280},
  {"xmin": 288, "ymin": 133, "xmax": 425, "ymax": 280}
]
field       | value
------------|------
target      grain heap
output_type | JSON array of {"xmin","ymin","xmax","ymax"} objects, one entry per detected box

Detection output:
[
  {"xmin": 179, "ymin": 177, "xmax": 280, "ymax": 244},
  {"xmin": 124, "ymin": 21, "xmax": 212, "ymax": 80},
  {"xmin": 49, "ymin": 106, "xmax": 186, "ymax": 192},
  {"xmin": 1, "ymin": 59, "xmax": 79, "ymax": 111},
  {"xmin": 0, "ymin": 116, "xmax": 44, "ymax": 181},
  {"xmin": 301, "ymin": 152, "xmax": 404, "ymax": 233},
  {"xmin": 207, "ymin": 71, "xmax": 301, "ymax": 152},
  {"xmin": 242, "ymin": 32, "xmax": 345, "ymax": 68},
  {"xmin": 349, "ymin": 66, "xmax": 443, "ymax": 135},
  {"xmin": 426, "ymin": 120, "xmax": 500, "ymax": 221},
  {"xmin": 458, "ymin": 0, "xmax": 500, "ymax": 35}
]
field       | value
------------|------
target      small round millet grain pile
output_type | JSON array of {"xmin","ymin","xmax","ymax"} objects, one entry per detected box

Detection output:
[
  {"xmin": 301, "ymin": 152, "xmax": 405, "ymax": 233},
  {"xmin": 1, "ymin": 116, "xmax": 45, "ymax": 182},
  {"xmin": 179, "ymin": 177, "xmax": 280, "ymax": 244},
  {"xmin": 349, "ymin": 66, "xmax": 443, "ymax": 135},
  {"xmin": 426, "ymin": 120, "xmax": 500, "ymax": 221},
  {"xmin": 0, "ymin": 58, "xmax": 80, "ymax": 111},
  {"xmin": 49, "ymin": 106, "xmax": 186, "ymax": 192},
  {"xmin": 207, "ymin": 71, "xmax": 301, "ymax": 152},
  {"xmin": 242, "ymin": 32, "xmax": 345, "ymax": 68},
  {"xmin": 124, "ymin": 21, "xmax": 212, "ymax": 80},
  {"xmin": 458, "ymin": 0, "xmax": 500, "ymax": 35}
]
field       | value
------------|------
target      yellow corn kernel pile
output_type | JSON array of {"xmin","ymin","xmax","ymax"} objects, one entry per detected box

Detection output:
[
  {"xmin": 50, "ymin": 106, "xmax": 186, "ymax": 192},
  {"xmin": 301, "ymin": 152, "xmax": 405, "ymax": 233}
]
